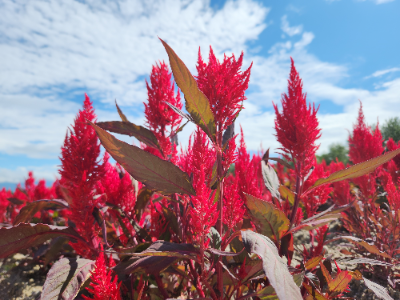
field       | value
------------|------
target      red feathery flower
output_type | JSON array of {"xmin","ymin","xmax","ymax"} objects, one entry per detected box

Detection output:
[
  {"xmin": 144, "ymin": 61, "xmax": 182, "ymax": 159},
  {"xmin": 348, "ymin": 102, "xmax": 384, "ymax": 164},
  {"xmin": 301, "ymin": 160, "xmax": 332, "ymax": 217},
  {"xmin": 273, "ymin": 58, "xmax": 321, "ymax": 177},
  {"xmin": 381, "ymin": 171, "xmax": 400, "ymax": 211},
  {"xmin": 223, "ymin": 175, "xmax": 245, "ymax": 231},
  {"xmin": 386, "ymin": 138, "xmax": 400, "ymax": 170},
  {"xmin": 0, "ymin": 188, "xmax": 12, "ymax": 223},
  {"xmin": 196, "ymin": 47, "xmax": 252, "ymax": 133},
  {"xmin": 59, "ymin": 94, "xmax": 105, "ymax": 258},
  {"xmin": 235, "ymin": 128, "xmax": 266, "ymax": 201},
  {"xmin": 329, "ymin": 160, "xmax": 353, "ymax": 206},
  {"xmin": 83, "ymin": 245, "xmax": 121, "ymax": 300}
]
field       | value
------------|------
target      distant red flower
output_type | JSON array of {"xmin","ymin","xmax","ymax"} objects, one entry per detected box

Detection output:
[
  {"xmin": 329, "ymin": 160, "xmax": 353, "ymax": 206},
  {"xmin": 196, "ymin": 47, "xmax": 252, "ymax": 134},
  {"xmin": 59, "ymin": 94, "xmax": 105, "ymax": 258},
  {"xmin": 0, "ymin": 188, "xmax": 12, "ymax": 223},
  {"xmin": 348, "ymin": 102, "xmax": 384, "ymax": 164},
  {"xmin": 83, "ymin": 245, "xmax": 121, "ymax": 300},
  {"xmin": 386, "ymin": 138, "xmax": 400, "ymax": 170},
  {"xmin": 273, "ymin": 58, "xmax": 321, "ymax": 178}
]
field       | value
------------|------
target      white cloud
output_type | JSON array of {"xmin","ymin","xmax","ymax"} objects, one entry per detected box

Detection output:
[
  {"xmin": 375, "ymin": 0, "xmax": 395, "ymax": 4},
  {"xmin": 281, "ymin": 15, "xmax": 303, "ymax": 36},
  {"xmin": 0, "ymin": 0, "xmax": 269, "ymax": 161},
  {"xmin": 0, "ymin": 165, "xmax": 59, "ymax": 184},
  {"xmin": 365, "ymin": 67, "xmax": 400, "ymax": 78}
]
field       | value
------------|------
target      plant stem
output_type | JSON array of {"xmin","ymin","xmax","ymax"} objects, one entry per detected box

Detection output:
[
  {"xmin": 217, "ymin": 149, "xmax": 224, "ymax": 299},
  {"xmin": 289, "ymin": 161, "xmax": 301, "ymax": 230},
  {"xmin": 155, "ymin": 274, "xmax": 169, "ymax": 299}
]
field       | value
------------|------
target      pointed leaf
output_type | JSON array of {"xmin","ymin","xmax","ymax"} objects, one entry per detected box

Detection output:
[
  {"xmin": 241, "ymin": 230, "xmax": 302, "ymax": 300},
  {"xmin": 14, "ymin": 199, "xmax": 68, "ymax": 225},
  {"xmin": 328, "ymin": 271, "xmax": 352, "ymax": 293},
  {"xmin": 222, "ymin": 122, "xmax": 235, "ymax": 147},
  {"xmin": 244, "ymin": 193, "xmax": 290, "ymax": 241},
  {"xmin": 262, "ymin": 161, "xmax": 280, "ymax": 199},
  {"xmin": 164, "ymin": 101, "xmax": 194, "ymax": 122},
  {"xmin": 160, "ymin": 38, "xmax": 216, "ymax": 141},
  {"xmin": 134, "ymin": 188, "xmax": 154, "ymax": 221},
  {"xmin": 115, "ymin": 100, "xmax": 129, "ymax": 122},
  {"xmin": 305, "ymin": 148, "xmax": 400, "ymax": 195},
  {"xmin": 7, "ymin": 197, "xmax": 25, "ymax": 205},
  {"xmin": 269, "ymin": 157, "xmax": 294, "ymax": 170},
  {"xmin": 96, "ymin": 121, "xmax": 162, "ymax": 152},
  {"xmin": 279, "ymin": 185, "xmax": 295, "ymax": 206},
  {"xmin": 90, "ymin": 121, "xmax": 196, "ymax": 195},
  {"xmin": 363, "ymin": 277, "xmax": 394, "ymax": 300},
  {"xmin": 340, "ymin": 236, "xmax": 391, "ymax": 259},
  {"xmin": 41, "ymin": 258, "xmax": 95, "ymax": 300},
  {"xmin": 303, "ymin": 283, "xmax": 329, "ymax": 300},
  {"xmin": 305, "ymin": 255, "xmax": 323, "ymax": 270},
  {"xmin": 0, "ymin": 223, "xmax": 83, "ymax": 258}
]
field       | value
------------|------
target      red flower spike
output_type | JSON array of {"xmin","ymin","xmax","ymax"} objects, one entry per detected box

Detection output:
[
  {"xmin": 223, "ymin": 175, "xmax": 246, "ymax": 231},
  {"xmin": 349, "ymin": 102, "xmax": 384, "ymax": 164},
  {"xmin": 0, "ymin": 188, "xmax": 12, "ymax": 223},
  {"xmin": 387, "ymin": 138, "xmax": 400, "ymax": 169},
  {"xmin": 59, "ymin": 94, "xmax": 105, "ymax": 258},
  {"xmin": 329, "ymin": 160, "xmax": 354, "ymax": 206},
  {"xmin": 273, "ymin": 58, "xmax": 321, "ymax": 178},
  {"xmin": 144, "ymin": 61, "xmax": 182, "ymax": 158},
  {"xmin": 196, "ymin": 47, "xmax": 252, "ymax": 133},
  {"xmin": 83, "ymin": 245, "xmax": 121, "ymax": 300}
]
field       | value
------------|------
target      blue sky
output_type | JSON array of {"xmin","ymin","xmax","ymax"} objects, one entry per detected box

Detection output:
[{"xmin": 0, "ymin": 0, "xmax": 399, "ymax": 188}]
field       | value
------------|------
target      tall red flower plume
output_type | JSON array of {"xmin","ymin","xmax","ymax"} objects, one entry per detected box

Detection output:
[
  {"xmin": 223, "ymin": 175, "xmax": 245, "ymax": 231},
  {"xmin": 144, "ymin": 61, "xmax": 182, "ymax": 158},
  {"xmin": 273, "ymin": 58, "xmax": 321, "ymax": 177},
  {"xmin": 0, "ymin": 188, "xmax": 12, "ymax": 223},
  {"xmin": 83, "ymin": 245, "xmax": 121, "ymax": 300},
  {"xmin": 348, "ymin": 102, "xmax": 384, "ymax": 164},
  {"xmin": 59, "ymin": 94, "xmax": 105, "ymax": 258},
  {"xmin": 196, "ymin": 47, "xmax": 252, "ymax": 133}
]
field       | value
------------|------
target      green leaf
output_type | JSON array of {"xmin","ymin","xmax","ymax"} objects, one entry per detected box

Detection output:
[
  {"xmin": 278, "ymin": 185, "xmax": 295, "ymax": 206},
  {"xmin": 160, "ymin": 38, "xmax": 216, "ymax": 141},
  {"xmin": 13, "ymin": 199, "xmax": 68, "ymax": 225},
  {"xmin": 244, "ymin": 193, "xmax": 290, "ymax": 241},
  {"xmin": 304, "ymin": 148, "xmax": 400, "ymax": 195},
  {"xmin": 261, "ymin": 161, "xmax": 280, "ymax": 199},
  {"xmin": 96, "ymin": 121, "xmax": 162, "ymax": 153},
  {"xmin": 241, "ymin": 230, "xmax": 302, "ymax": 300},
  {"xmin": 41, "ymin": 257, "xmax": 95, "ymax": 300},
  {"xmin": 89, "ymin": 121, "xmax": 196, "ymax": 195},
  {"xmin": 0, "ymin": 223, "xmax": 83, "ymax": 258}
]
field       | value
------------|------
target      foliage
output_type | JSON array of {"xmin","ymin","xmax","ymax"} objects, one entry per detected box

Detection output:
[
  {"xmin": 381, "ymin": 117, "xmax": 400, "ymax": 142},
  {"xmin": 0, "ymin": 39, "xmax": 399, "ymax": 300}
]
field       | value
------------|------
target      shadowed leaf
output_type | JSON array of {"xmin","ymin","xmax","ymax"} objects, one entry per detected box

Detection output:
[
  {"xmin": 41, "ymin": 257, "xmax": 95, "ymax": 300},
  {"xmin": 14, "ymin": 199, "xmax": 68, "ymax": 225},
  {"xmin": 96, "ymin": 121, "xmax": 162, "ymax": 153},
  {"xmin": 135, "ymin": 188, "xmax": 154, "ymax": 221},
  {"xmin": 164, "ymin": 101, "xmax": 193, "ymax": 122},
  {"xmin": 304, "ymin": 148, "xmax": 400, "ymax": 195},
  {"xmin": 337, "ymin": 258, "xmax": 393, "ymax": 267},
  {"xmin": 114, "ymin": 241, "xmax": 198, "ymax": 275},
  {"xmin": 90, "ymin": 121, "xmax": 196, "ymax": 195},
  {"xmin": 245, "ymin": 193, "xmax": 289, "ymax": 241},
  {"xmin": 241, "ymin": 230, "xmax": 302, "ymax": 300},
  {"xmin": 0, "ymin": 223, "xmax": 83, "ymax": 258},
  {"xmin": 7, "ymin": 197, "xmax": 25, "ymax": 205},
  {"xmin": 363, "ymin": 277, "xmax": 394, "ymax": 300},
  {"xmin": 160, "ymin": 38, "xmax": 216, "ymax": 141},
  {"xmin": 303, "ymin": 283, "xmax": 329, "ymax": 300}
]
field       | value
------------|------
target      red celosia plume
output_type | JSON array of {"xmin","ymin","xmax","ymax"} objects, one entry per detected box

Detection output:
[
  {"xmin": 196, "ymin": 47, "xmax": 252, "ymax": 133},
  {"xmin": 273, "ymin": 58, "xmax": 321, "ymax": 177}
]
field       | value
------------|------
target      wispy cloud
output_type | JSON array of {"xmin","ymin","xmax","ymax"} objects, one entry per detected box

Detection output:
[
  {"xmin": 365, "ymin": 67, "xmax": 400, "ymax": 78},
  {"xmin": 281, "ymin": 15, "xmax": 303, "ymax": 36}
]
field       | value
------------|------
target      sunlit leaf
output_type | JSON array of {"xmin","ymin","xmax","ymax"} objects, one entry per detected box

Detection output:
[
  {"xmin": 303, "ymin": 283, "xmax": 329, "ymax": 300},
  {"xmin": 328, "ymin": 271, "xmax": 352, "ymax": 293},
  {"xmin": 241, "ymin": 230, "xmax": 302, "ymax": 300},
  {"xmin": 90, "ymin": 121, "xmax": 196, "ymax": 195},
  {"xmin": 115, "ymin": 100, "xmax": 129, "ymax": 122},
  {"xmin": 339, "ymin": 236, "xmax": 391, "ymax": 259},
  {"xmin": 279, "ymin": 185, "xmax": 295, "ymax": 206},
  {"xmin": 41, "ymin": 257, "xmax": 95, "ymax": 300},
  {"xmin": 160, "ymin": 38, "xmax": 216, "ymax": 141},
  {"xmin": 261, "ymin": 161, "xmax": 280, "ymax": 199},
  {"xmin": 305, "ymin": 255, "xmax": 323, "ymax": 270},
  {"xmin": 0, "ymin": 223, "xmax": 83, "ymax": 258},
  {"xmin": 304, "ymin": 148, "xmax": 400, "ymax": 195},
  {"xmin": 244, "ymin": 193, "xmax": 290, "ymax": 241}
]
